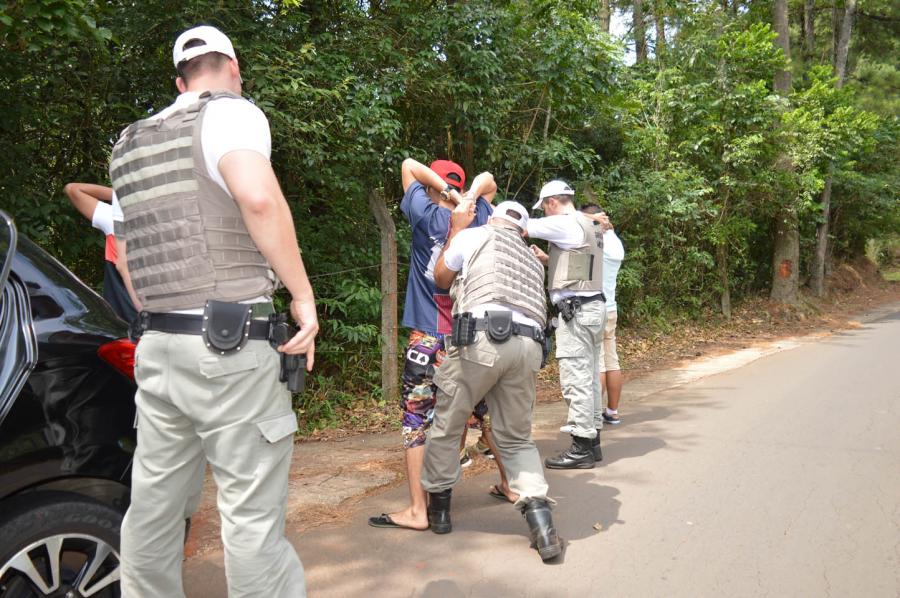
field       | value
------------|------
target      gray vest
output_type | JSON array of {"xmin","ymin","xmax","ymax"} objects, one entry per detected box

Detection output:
[
  {"xmin": 547, "ymin": 212, "xmax": 603, "ymax": 293},
  {"xmin": 109, "ymin": 91, "xmax": 274, "ymax": 311},
  {"xmin": 451, "ymin": 225, "xmax": 547, "ymax": 328}
]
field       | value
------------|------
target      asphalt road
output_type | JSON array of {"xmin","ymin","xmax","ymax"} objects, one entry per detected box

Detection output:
[{"xmin": 184, "ymin": 308, "xmax": 900, "ymax": 597}]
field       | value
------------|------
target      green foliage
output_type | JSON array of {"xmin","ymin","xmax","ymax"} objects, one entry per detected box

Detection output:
[{"xmin": 1, "ymin": 0, "xmax": 897, "ymax": 429}]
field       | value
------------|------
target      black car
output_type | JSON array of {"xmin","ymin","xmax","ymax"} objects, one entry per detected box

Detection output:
[{"xmin": 0, "ymin": 211, "xmax": 136, "ymax": 598}]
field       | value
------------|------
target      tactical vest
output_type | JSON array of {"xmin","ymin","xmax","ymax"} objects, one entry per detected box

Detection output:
[
  {"xmin": 109, "ymin": 91, "xmax": 274, "ymax": 311},
  {"xmin": 451, "ymin": 225, "xmax": 547, "ymax": 328},
  {"xmin": 547, "ymin": 212, "xmax": 603, "ymax": 293}
]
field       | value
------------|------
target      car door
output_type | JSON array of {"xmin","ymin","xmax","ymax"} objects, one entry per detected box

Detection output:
[{"xmin": 0, "ymin": 211, "xmax": 39, "ymax": 426}]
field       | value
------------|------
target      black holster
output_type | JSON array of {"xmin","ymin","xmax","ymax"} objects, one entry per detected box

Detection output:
[
  {"xmin": 267, "ymin": 312, "xmax": 307, "ymax": 393},
  {"xmin": 557, "ymin": 297, "xmax": 580, "ymax": 323}
]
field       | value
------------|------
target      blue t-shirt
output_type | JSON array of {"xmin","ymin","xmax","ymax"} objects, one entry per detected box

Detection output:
[{"xmin": 401, "ymin": 181, "xmax": 492, "ymax": 335}]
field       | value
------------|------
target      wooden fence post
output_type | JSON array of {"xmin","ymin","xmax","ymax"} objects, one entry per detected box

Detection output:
[{"xmin": 368, "ymin": 189, "xmax": 399, "ymax": 402}]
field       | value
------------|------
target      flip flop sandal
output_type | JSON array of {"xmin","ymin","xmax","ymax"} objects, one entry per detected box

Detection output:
[
  {"xmin": 488, "ymin": 485, "xmax": 513, "ymax": 503},
  {"xmin": 368, "ymin": 513, "xmax": 429, "ymax": 530}
]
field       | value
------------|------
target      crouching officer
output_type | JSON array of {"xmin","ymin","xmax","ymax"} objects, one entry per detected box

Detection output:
[
  {"xmin": 422, "ymin": 200, "xmax": 562, "ymax": 562},
  {"xmin": 527, "ymin": 180, "xmax": 606, "ymax": 469},
  {"xmin": 109, "ymin": 26, "xmax": 317, "ymax": 597}
]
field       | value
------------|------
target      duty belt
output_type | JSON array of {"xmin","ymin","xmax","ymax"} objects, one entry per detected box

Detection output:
[
  {"xmin": 554, "ymin": 292, "xmax": 606, "ymax": 323},
  {"xmin": 472, "ymin": 318, "xmax": 545, "ymax": 343},
  {"xmin": 134, "ymin": 302, "xmax": 275, "ymax": 340}
]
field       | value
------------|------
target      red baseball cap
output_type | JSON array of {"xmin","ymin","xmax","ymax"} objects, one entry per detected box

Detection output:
[{"xmin": 430, "ymin": 160, "xmax": 466, "ymax": 191}]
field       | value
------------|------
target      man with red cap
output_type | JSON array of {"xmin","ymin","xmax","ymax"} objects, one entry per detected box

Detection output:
[{"xmin": 369, "ymin": 157, "xmax": 501, "ymax": 530}]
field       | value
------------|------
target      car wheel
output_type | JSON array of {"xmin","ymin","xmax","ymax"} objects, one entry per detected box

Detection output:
[{"xmin": 0, "ymin": 493, "xmax": 123, "ymax": 597}]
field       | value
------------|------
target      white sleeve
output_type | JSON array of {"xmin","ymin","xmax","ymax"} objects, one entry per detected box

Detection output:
[
  {"xmin": 526, "ymin": 215, "xmax": 583, "ymax": 248},
  {"xmin": 91, "ymin": 201, "xmax": 114, "ymax": 236},
  {"xmin": 442, "ymin": 228, "xmax": 480, "ymax": 272},
  {"xmin": 202, "ymin": 98, "xmax": 271, "ymax": 167}
]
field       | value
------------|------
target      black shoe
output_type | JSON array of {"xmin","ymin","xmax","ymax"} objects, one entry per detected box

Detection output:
[
  {"xmin": 591, "ymin": 429, "xmax": 603, "ymax": 462},
  {"xmin": 602, "ymin": 411, "xmax": 620, "ymax": 425},
  {"xmin": 521, "ymin": 498, "xmax": 562, "ymax": 561},
  {"xmin": 427, "ymin": 489, "xmax": 452, "ymax": 534},
  {"xmin": 544, "ymin": 435, "xmax": 595, "ymax": 469}
]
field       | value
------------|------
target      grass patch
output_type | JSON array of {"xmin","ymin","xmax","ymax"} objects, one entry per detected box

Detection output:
[{"xmin": 883, "ymin": 268, "xmax": 900, "ymax": 282}]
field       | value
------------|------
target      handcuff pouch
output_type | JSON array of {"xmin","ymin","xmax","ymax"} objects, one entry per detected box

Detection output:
[
  {"xmin": 202, "ymin": 300, "xmax": 252, "ymax": 355},
  {"xmin": 485, "ymin": 311, "xmax": 513, "ymax": 343}
]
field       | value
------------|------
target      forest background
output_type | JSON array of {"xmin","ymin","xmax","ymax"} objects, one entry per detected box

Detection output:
[{"xmin": 1, "ymin": 0, "xmax": 897, "ymax": 431}]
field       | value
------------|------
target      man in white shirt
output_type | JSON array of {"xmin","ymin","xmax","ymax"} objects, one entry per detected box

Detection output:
[
  {"xmin": 110, "ymin": 26, "xmax": 316, "ymax": 597},
  {"xmin": 583, "ymin": 205, "xmax": 625, "ymax": 425},
  {"xmin": 527, "ymin": 180, "xmax": 607, "ymax": 469},
  {"xmin": 421, "ymin": 201, "xmax": 562, "ymax": 562}
]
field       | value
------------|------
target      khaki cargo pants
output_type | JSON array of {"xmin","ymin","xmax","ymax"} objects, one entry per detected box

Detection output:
[
  {"xmin": 121, "ymin": 331, "xmax": 305, "ymax": 598},
  {"xmin": 557, "ymin": 300, "xmax": 608, "ymax": 438},
  {"xmin": 422, "ymin": 332, "xmax": 549, "ymax": 505}
]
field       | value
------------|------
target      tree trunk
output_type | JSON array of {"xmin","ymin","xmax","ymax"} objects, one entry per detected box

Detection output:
[
  {"xmin": 368, "ymin": 190, "xmax": 399, "ymax": 403},
  {"xmin": 634, "ymin": 0, "xmax": 647, "ymax": 64},
  {"xmin": 770, "ymin": 0, "xmax": 799, "ymax": 304},
  {"xmin": 772, "ymin": 207, "xmax": 801, "ymax": 303},
  {"xmin": 717, "ymin": 243, "xmax": 732, "ymax": 319},
  {"xmin": 811, "ymin": 171, "xmax": 833, "ymax": 295},
  {"xmin": 599, "ymin": 0, "xmax": 611, "ymax": 34},
  {"xmin": 773, "ymin": 0, "xmax": 792, "ymax": 96},
  {"xmin": 831, "ymin": 3, "xmax": 843, "ymax": 66},
  {"xmin": 654, "ymin": 0, "xmax": 666, "ymax": 60},
  {"xmin": 803, "ymin": 0, "xmax": 815, "ymax": 60},
  {"xmin": 834, "ymin": 0, "xmax": 855, "ymax": 84},
  {"xmin": 811, "ymin": 0, "xmax": 855, "ymax": 296}
]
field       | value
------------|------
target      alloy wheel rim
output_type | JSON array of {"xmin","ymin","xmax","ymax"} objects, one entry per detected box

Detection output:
[{"xmin": 0, "ymin": 533, "xmax": 120, "ymax": 597}]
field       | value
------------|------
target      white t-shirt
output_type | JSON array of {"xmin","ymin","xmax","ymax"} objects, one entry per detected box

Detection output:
[
  {"xmin": 91, "ymin": 201, "xmax": 114, "ymax": 236},
  {"xmin": 602, "ymin": 230, "xmax": 624, "ymax": 312},
  {"xmin": 443, "ymin": 226, "xmax": 542, "ymax": 329},
  {"xmin": 527, "ymin": 212, "xmax": 602, "ymax": 304},
  {"xmin": 111, "ymin": 91, "xmax": 271, "ymax": 221}
]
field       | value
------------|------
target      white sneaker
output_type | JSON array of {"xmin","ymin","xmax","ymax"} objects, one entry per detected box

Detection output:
[{"xmin": 559, "ymin": 424, "xmax": 575, "ymax": 434}]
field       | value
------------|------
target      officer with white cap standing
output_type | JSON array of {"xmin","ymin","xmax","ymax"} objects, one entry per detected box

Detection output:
[
  {"xmin": 421, "ymin": 200, "xmax": 562, "ymax": 562},
  {"xmin": 110, "ymin": 25, "xmax": 316, "ymax": 597},
  {"xmin": 527, "ymin": 180, "xmax": 606, "ymax": 469}
]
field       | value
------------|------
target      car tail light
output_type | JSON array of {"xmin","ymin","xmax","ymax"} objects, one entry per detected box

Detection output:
[{"xmin": 98, "ymin": 338, "xmax": 136, "ymax": 381}]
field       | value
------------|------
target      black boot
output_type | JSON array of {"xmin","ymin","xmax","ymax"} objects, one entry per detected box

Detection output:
[
  {"xmin": 591, "ymin": 429, "xmax": 603, "ymax": 462},
  {"xmin": 544, "ymin": 435, "xmax": 595, "ymax": 469},
  {"xmin": 521, "ymin": 498, "xmax": 562, "ymax": 561},
  {"xmin": 427, "ymin": 489, "xmax": 452, "ymax": 534}
]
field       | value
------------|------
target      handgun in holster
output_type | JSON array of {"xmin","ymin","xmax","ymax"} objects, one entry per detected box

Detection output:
[
  {"xmin": 268, "ymin": 313, "xmax": 307, "ymax": 393},
  {"xmin": 557, "ymin": 297, "xmax": 581, "ymax": 323}
]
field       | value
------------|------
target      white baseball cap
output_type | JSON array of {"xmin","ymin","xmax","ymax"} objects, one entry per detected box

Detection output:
[
  {"xmin": 532, "ymin": 179, "xmax": 575, "ymax": 210},
  {"xmin": 173, "ymin": 26, "xmax": 236, "ymax": 68},
  {"xmin": 491, "ymin": 201, "xmax": 529, "ymax": 231}
]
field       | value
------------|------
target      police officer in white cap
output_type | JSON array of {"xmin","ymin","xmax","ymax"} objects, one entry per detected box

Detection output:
[
  {"xmin": 109, "ymin": 25, "xmax": 316, "ymax": 597},
  {"xmin": 421, "ymin": 200, "xmax": 562, "ymax": 562},
  {"xmin": 527, "ymin": 180, "xmax": 606, "ymax": 469}
]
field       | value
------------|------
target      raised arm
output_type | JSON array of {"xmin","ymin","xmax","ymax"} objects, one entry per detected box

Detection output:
[
  {"xmin": 465, "ymin": 171, "xmax": 497, "ymax": 204},
  {"xmin": 65, "ymin": 183, "xmax": 113, "ymax": 221},
  {"xmin": 219, "ymin": 150, "xmax": 319, "ymax": 369},
  {"xmin": 401, "ymin": 158, "xmax": 462, "ymax": 206},
  {"xmin": 433, "ymin": 202, "xmax": 476, "ymax": 289}
]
